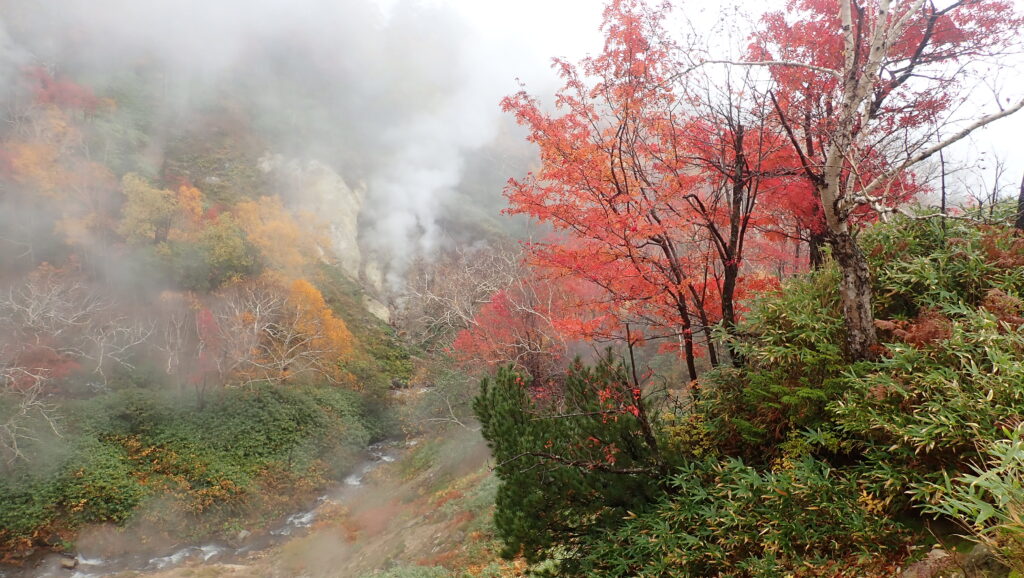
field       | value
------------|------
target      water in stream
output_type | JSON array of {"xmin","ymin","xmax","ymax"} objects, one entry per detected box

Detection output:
[{"xmin": 0, "ymin": 441, "xmax": 406, "ymax": 578}]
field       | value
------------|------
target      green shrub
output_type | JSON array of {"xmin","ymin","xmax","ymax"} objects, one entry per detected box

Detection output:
[
  {"xmin": 611, "ymin": 215, "xmax": 1024, "ymax": 573},
  {"xmin": 658, "ymin": 411, "xmax": 718, "ymax": 461},
  {"xmin": 704, "ymin": 215, "xmax": 1024, "ymax": 494},
  {"xmin": 832, "ymin": 308, "xmax": 1024, "ymax": 506},
  {"xmin": 577, "ymin": 457, "xmax": 907, "ymax": 577},
  {"xmin": 1, "ymin": 382, "xmax": 376, "ymax": 549},
  {"xmin": 864, "ymin": 210, "xmax": 1024, "ymax": 319},
  {"xmin": 474, "ymin": 353, "xmax": 664, "ymax": 571},
  {"xmin": 0, "ymin": 473, "xmax": 59, "ymax": 544},
  {"xmin": 58, "ymin": 439, "xmax": 146, "ymax": 525},
  {"xmin": 815, "ymin": 216, "xmax": 1024, "ymax": 509},
  {"xmin": 702, "ymin": 267, "xmax": 854, "ymax": 457},
  {"xmin": 918, "ymin": 425, "xmax": 1024, "ymax": 573}
]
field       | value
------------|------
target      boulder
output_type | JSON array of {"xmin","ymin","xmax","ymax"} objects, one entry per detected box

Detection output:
[
  {"xmin": 363, "ymin": 296, "xmax": 391, "ymax": 323},
  {"xmin": 259, "ymin": 153, "xmax": 365, "ymax": 279},
  {"xmin": 963, "ymin": 543, "xmax": 1010, "ymax": 578},
  {"xmin": 901, "ymin": 548, "xmax": 955, "ymax": 578}
]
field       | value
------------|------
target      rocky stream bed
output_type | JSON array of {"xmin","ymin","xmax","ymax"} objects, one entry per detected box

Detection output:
[{"xmin": 0, "ymin": 441, "xmax": 407, "ymax": 578}]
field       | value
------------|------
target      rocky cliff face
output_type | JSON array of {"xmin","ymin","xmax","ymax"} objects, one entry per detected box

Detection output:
[
  {"xmin": 260, "ymin": 154, "xmax": 365, "ymax": 279},
  {"xmin": 260, "ymin": 154, "xmax": 391, "ymax": 322}
]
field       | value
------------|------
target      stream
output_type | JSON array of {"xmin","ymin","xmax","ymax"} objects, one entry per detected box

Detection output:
[{"xmin": 0, "ymin": 440, "xmax": 407, "ymax": 578}]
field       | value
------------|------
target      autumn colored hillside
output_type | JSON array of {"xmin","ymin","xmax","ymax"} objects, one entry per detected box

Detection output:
[
  {"xmin": 3, "ymin": 0, "xmax": 1024, "ymax": 576},
  {"xmin": 0, "ymin": 43, "xmax": 421, "ymax": 570}
]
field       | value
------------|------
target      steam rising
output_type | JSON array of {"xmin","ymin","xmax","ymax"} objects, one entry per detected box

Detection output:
[{"xmin": 0, "ymin": 0, "xmax": 561, "ymax": 281}]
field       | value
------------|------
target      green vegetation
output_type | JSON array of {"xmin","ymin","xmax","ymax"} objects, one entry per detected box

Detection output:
[
  {"xmin": 0, "ymin": 53, "xmax": 418, "ymax": 560},
  {"xmin": 3, "ymin": 1, "xmax": 1022, "ymax": 574},
  {"xmin": 0, "ymin": 382, "xmax": 376, "ymax": 551},
  {"xmin": 475, "ymin": 356, "xmax": 663, "ymax": 569},
  {"xmin": 316, "ymin": 264, "xmax": 415, "ymax": 387},
  {"xmin": 0, "ymin": 260, "xmax": 411, "ymax": 556},
  {"xmin": 162, "ymin": 107, "xmax": 272, "ymax": 206},
  {"xmin": 922, "ymin": 426, "xmax": 1024, "ymax": 573},
  {"xmin": 579, "ymin": 457, "xmax": 906, "ymax": 576},
  {"xmin": 478, "ymin": 214, "xmax": 1024, "ymax": 576}
]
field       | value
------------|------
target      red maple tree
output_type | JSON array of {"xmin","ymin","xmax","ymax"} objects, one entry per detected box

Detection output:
[
  {"xmin": 501, "ymin": 0, "xmax": 799, "ymax": 378},
  {"xmin": 452, "ymin": 266, "xmax": 578, "ymax": 385},
  {"xmin": 749, "ymin": 0, "xmax": 1024, "ymax": 358}
]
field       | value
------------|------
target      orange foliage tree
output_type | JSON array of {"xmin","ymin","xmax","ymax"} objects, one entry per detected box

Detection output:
[
  {"xmin": 208, "ymin": 277, "xmax": 354, "ymax": 387},
  {"xmin": 501, "ymin": 1, "xmax": 797, "ymax": 378},
  {"xmin": 1, "ymin": 70, "xmax": 118, "ymax": 250},
  {"xmin": 118, "ymin": 174, "xmax": 215, "ymax": 245},
  {"xmin": 232, "ymin": 196, "xmax": 323, "ymax": 278}
]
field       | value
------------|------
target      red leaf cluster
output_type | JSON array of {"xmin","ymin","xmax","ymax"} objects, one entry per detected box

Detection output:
[
  {"xmin": 981, "ymin": 289, "xmax": 1024, "ymax": 327},
  {"xmin": 24, "ymin": 67, "xmax": 102, "ymax": 113},
  {"xmin": 874, "ymin": 309, "xmax": 952, "ymax": 347}
]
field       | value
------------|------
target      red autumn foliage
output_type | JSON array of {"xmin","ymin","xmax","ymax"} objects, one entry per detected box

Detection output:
[
  {"xmin": 5, "ymin": 346, "xmax": 81, "ymax": 391},
  {"xmin": 24, "ymin": 67, "xmax": 102, "ymax": 113},
  {"xmin": 500, "ymin": 0, "xmax": 808, "ymax": 378},
  {"xmin": 451, "ymin": 269, "xmax": 577, "ymax": 383},
  {"xmin": 981, "ymin": 289, "xmax": 1024, "ymax": 327},
  {"xmin": 980, "ymin": 226, "xmax": 1024, "ymax": 268},
  {"xmin": 874, "ymin": 309, "xmax": 952, "ymax": 347}
]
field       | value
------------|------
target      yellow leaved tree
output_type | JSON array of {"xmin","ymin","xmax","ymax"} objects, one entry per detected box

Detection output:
[
  {"xmin": 118, "ymin": 174, "xmax": 214, "ymax": 245},
  {"xmin": 118, "ymin": 173, "xmax": 178, "ymax": 244},
  {"xmin": 232, "ymin": 196, "xmax": 324, "ymax": 278},
  {"xmin": 211, "ymin": 276, "xmax": 354, "ymax": 387}
]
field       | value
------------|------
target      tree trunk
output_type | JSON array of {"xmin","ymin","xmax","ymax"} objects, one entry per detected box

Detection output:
[
  {"xmin": 652, "ymin": 234, "xmax": 700, "ymax": 381},
  {"xmin": 939, "ymin": 148, "xmax": 948, "ymax": 236},
  {"xmin": 681, "ymin": 329, "xmax": 697, "ymax": 383},
  {"xmin": 670, "ymin": 287, "xmax": 699, "ymax": 383},
  {"xmin": 687, "ymin": 285, "xmax": 719, "ymax": 369},
  {"xmin": 698, "ymin": 311, "xmax": 719, "ymax": 369},
  {"xmin": 829, "ymin": 231, "xmax": 878, "ymax": 360},
  {"xmin": 1015, "ymin": 171, "xmax": 1024, "ymax": 231},
  {"xmin": 624, "ymin": 329, "xmax": 666, "ymax": 475},
  {"xmin": 720, "ymin": 263, "xmax": 744, "ymax": 367},
  {"xmin": 809, "ymin": 232, "xmax": 826, "ymax": 269},
  {"xmin": 674, "ymin": 295, "xmax": 698, "ymax": 382}
]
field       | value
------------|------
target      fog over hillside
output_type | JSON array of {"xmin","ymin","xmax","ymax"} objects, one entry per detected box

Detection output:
[
  {"xmin": 3, "ymin": 0, "xmax": 1018, "ymax": 280},
  {"xmin": 0, "ymin": 0, "xmax": 582, "ymax": 283},
  {"xmin": 3, "ymin": 1, "xmax": 1024, "ymax": 575}
]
